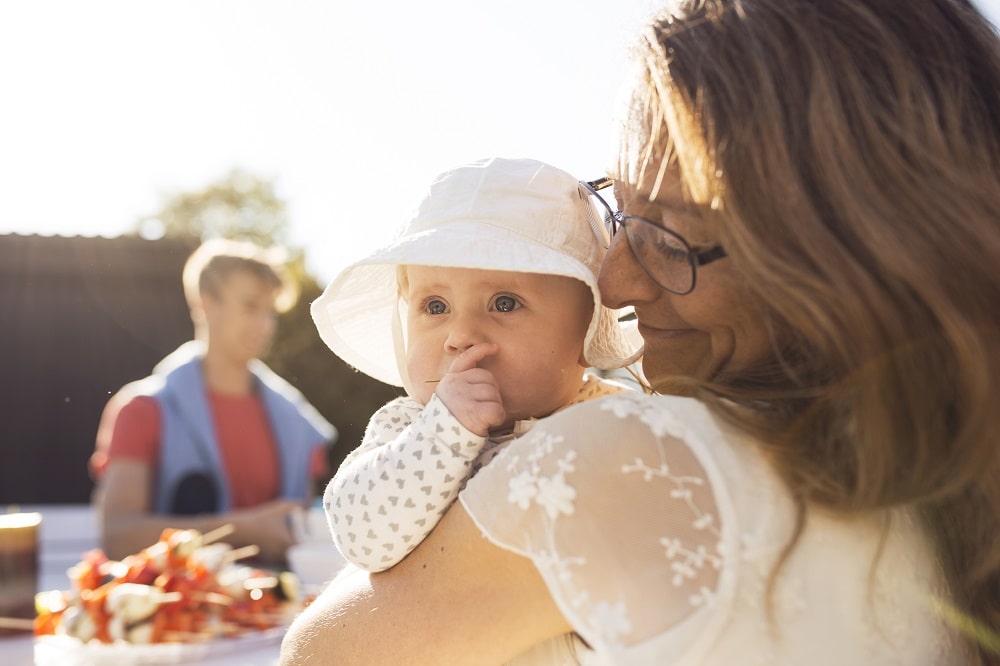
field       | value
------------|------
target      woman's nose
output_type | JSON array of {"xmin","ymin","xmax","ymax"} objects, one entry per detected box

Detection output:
[{"xmin": 598, "ymin": 233, "xmax": 659, "ymax": 308}]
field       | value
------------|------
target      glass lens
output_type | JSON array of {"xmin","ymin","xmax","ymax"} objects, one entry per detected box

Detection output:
[{"xmin": 625, "ymin": 218, "xmax": 696, "ymax": 294}]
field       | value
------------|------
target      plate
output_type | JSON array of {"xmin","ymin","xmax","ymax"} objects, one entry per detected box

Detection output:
[{"xmin": 34, "ymin": 627, "xmax": 284, "ymax": 666}]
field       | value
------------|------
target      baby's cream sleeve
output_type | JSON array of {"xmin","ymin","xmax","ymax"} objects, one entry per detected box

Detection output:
[{"xmin": 325, "ymin": 395, "xmax": 488, "ymax": 571}]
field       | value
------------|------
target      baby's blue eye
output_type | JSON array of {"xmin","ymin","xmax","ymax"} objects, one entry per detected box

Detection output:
[
  {"xmin": 426, "ymin": 299, "xmax": 448, "ymax": 315},
  {"xmin": 494, "ymin": 295, "xmax": 518, "ymax": 312}
]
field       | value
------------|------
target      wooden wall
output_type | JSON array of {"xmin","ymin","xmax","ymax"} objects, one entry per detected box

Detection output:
[{"xmin": 0, "ymin": 234, "xmax": 200, "ymax": 504}]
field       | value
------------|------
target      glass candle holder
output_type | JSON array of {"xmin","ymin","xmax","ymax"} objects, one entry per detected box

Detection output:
[{"xmin": 0, "ymin": 511, "xmax": 41, "ymax": 635}]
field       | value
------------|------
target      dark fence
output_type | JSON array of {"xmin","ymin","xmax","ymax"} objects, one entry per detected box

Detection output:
[{"xmin": 0, "ymin": 234, "xmax": 201, "ymax": 504}]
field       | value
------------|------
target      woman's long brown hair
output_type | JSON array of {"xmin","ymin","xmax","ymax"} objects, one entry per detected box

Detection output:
[{"xmin": 622, "ymin": 0, "xmax": 1000, "ymax": 661}]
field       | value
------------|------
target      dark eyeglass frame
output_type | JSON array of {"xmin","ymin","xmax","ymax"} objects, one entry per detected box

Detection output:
[{"xmin": 581, "ymin": 177, "xmax": 727, "ymax": 295}]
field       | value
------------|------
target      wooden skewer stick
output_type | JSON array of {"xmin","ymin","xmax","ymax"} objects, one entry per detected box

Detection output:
[
  {"xmin": 0, "ymin": 616, "xmax": 36, "ymax": 630},
  {"xmin": 222, "ymin": 545, "xmax": 260, "ymax": 564},
  {"xmin": 201, "ymin": 523, "xmax": 236, "ymax": 545},
  {"xmin": 160, "ymin": 629, "xmax": 217, "ymax": 643},
  {"xmin": 187, "ymin": 590, "xmax": 234, "ymax": 606}
]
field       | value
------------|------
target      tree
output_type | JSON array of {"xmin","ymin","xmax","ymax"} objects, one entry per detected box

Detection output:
[
  {"xmin": 135, "ymin": 168, "xmax": 289, "ymax": 246},
  {"xmin": 136, "ymin": 168, "xmax": 401, "ymax": 487}
]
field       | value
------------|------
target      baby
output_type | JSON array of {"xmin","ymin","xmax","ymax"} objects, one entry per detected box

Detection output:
[{"xmin": 311, "ymin": 157, "xmax": 642, "ymax": 571}]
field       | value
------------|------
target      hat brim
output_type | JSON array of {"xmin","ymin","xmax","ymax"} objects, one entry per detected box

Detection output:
[{"xmin": 312, "ymin": 222, "xmax": 639, "ymax": 387}]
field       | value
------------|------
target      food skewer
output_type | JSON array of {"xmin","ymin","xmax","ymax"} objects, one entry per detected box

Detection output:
[{"xmin": 33, "ymin": 525, "xmax": 304, "ymax": 646}]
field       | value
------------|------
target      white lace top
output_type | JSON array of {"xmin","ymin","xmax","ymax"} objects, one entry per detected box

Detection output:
[{"xmin": 459, "ymin": 392, "xmax": 964, "ymax": 665}]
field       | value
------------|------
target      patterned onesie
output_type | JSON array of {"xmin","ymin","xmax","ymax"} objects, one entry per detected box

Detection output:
[{"xmin": 323, "ymin": 374, "xmax": 627, "ymax": 571}]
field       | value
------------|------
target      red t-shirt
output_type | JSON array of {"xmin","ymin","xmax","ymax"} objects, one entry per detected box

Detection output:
[{"xmin": 91, "ymin": 392, "xmax": 328, "ymax": 508}]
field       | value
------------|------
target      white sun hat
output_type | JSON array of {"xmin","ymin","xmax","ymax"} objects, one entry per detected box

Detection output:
[{"xmin": 311, "ymin": 157, "xmax": 643, "ymax": 389}]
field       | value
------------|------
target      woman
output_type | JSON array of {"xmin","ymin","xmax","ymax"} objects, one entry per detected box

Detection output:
[{"xmin": 281, "ymin": 0, "xmax": 1000, "ymax": 663}]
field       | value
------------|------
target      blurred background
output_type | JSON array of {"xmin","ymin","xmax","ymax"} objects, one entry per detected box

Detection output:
[
  {"xmin": 1, "ymin": 0, "xmax": 998, "ymax": 504},
  {"xmin": 0, "ymin": 0, "xmax": 669, "ymax": 281}
]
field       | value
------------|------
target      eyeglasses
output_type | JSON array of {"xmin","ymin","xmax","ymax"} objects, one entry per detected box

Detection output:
[{"xmin": 581, "ymin": 177, "xmax": 727, "ymax": 295}]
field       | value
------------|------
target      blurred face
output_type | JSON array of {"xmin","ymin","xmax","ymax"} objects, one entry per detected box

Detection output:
[
  {"xmin": 598, "ymin": 170, "xmax": 772, "ymax": 389},
  {"xmin": 201, "ymin": 269, "xmax": 279, "ymax": 364},
  {"xmin": 404, "ymin": 266, "xmax": 593, "ymax": 424}
]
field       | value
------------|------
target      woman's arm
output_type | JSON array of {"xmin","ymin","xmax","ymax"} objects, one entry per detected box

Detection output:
[{"xmin": 280, "ymin": 501, "xmax": 572, "ymax": 665}]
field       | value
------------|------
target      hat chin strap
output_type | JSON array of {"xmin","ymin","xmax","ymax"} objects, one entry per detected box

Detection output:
[{"xmin": 392, "ymin": 298, "xmax": 415, "ymax": 394}]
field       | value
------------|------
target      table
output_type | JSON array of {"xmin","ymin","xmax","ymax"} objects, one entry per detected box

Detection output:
[
  {"xmin": 0, "ymin": 504, "xmax": 283, "ymax": 666},
  {"xmin": 30, "ymin": 504, "xmax": 100, "ymax": 593},
  {"xmin": 2, "ymin": 633, "xmax": 282, "ymax": 666}
]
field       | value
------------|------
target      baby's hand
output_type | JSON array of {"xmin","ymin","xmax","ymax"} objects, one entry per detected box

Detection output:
[{"xmin": 434, "ymin": 343, "xmax": 506, "ymax": 436}]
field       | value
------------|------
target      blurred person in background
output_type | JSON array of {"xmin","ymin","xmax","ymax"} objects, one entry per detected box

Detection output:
[{"xmin": 91, "ymin": 238, "xmax": 336, "ymax": 566}]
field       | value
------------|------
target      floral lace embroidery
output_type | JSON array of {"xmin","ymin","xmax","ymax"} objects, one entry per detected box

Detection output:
[
  {"xmin": 609, "ymin": 396, "xmax": 724, "ymax": 594},
  {"xmin": 587, "ymin": 601, "xmax": 633, "ymax": 643},
  {"xmin": 506, "ymin": 432, "xmax": 578, "ymax": 519},
  {"xmin": 500, "ymin": 393, "xmax": 724, "ymax": 645}
]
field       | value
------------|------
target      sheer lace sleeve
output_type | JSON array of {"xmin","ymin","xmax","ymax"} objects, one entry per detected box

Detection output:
[{"xmin": 460, "ymin": 392, "xmax": 740, "ymax": 663}]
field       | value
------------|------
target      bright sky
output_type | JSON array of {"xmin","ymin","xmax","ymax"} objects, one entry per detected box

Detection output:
[{"xmin": 2, "ymin": 0, "xmax": 998, "ymax": 284}]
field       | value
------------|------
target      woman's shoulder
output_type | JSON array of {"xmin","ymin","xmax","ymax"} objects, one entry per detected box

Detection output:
[
  {"xmin": 561, "ymin": 389, "xmax": 723, "ymax": 433},
  {"xmin": 482, "ymin": 390, "xmax": 758, "ymax": 529},
  {"xmin": 543, "ymin": 390, "xmax": 746, "ymax": 470},
  {"xmin": 460, "ymin": 390, "xmax": 752, "ymax": 658}
]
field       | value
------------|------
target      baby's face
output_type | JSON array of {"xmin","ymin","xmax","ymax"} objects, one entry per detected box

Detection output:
[{"xmin": 403, "ymin": 266, "xmax": 593, "ymax": 424}]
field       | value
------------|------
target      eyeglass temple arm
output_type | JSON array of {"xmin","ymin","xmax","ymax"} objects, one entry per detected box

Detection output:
[
  {"xmin": 586, "ymin": 176, "xmax": 614, "ymax": 192},
  {"xmin": 694, "ymin": 245, "xmax": 728, "ymax": 266}
]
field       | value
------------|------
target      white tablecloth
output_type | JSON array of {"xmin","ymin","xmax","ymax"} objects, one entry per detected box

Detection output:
[
  {"xmin": 0, "ymin": 504, "xmax": 283, "ymax": 666},
  {"xmin": 0, "ymin": 633, "xmax": 281, "ymax": 666}
]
